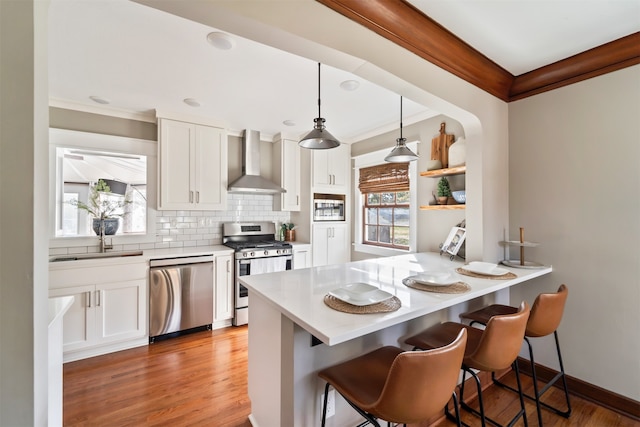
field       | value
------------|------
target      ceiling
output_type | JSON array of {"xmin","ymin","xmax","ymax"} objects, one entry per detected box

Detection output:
[{"xmin": 48, "ymin": 0, "xmax": 640, "ymax": 142}]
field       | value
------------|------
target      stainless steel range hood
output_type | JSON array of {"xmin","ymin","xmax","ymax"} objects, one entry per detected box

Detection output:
[{"xmin": 228, "ymin": 130, "xmax": 286, "ymax": 194}]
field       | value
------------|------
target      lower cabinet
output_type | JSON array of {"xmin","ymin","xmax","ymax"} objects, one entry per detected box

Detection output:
[
  {"xmin": 49, "ymin": 259, "xmax": 147, "ymax": 362},
  {"xmin": 312, "ymin": 223, "xmax": 350, "ymax": 267},
  {"xmin": 214, "ymin": 253, "xmax": 234, "ymax": 324}
]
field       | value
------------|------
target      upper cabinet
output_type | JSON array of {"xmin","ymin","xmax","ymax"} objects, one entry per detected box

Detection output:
[
  {"xmin": 312, "ymin": 143, "xmax": 350, "ymax": 193},
  {"xmin": 158, "ymin": 118, "xmax": 228, "ymax": 210},
  {"xmin": 272, "ymin": 136, "xmax": 301, "ymax": 211}
]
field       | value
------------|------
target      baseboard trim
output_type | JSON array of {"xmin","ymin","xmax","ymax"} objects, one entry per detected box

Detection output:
[{"xmin": 516, "ymin": 356, "xmax": 640, "ymax": 421}]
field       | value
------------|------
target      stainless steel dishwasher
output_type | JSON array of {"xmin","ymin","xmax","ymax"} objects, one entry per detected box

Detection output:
[{"xmin": 149, "ymin": 255, "xmax": 214, "ymax": 342}]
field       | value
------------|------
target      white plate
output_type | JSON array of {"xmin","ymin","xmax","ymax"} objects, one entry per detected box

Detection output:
[
  {"xmin": 328, "ymin": 283, "xmax": 393, "ymax": 306},
  {"xmin": 409, "ymin": 272, "xmax": 458, "ymax": 286},
  {"xmin": 464, "ymin": 261, "xmax": 509, "ymax": 276}
]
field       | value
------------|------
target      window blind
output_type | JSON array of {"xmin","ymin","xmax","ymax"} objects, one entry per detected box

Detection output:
[{"xmin": 358, "ymin": 162, "xmax": 410, "ymax": 193}]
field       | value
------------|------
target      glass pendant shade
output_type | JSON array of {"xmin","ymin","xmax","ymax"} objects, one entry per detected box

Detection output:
[
  {"xmin": 385, "ymin": 95, "xmax": 418, "ymax": 162},
  {"xmin": 299, "ymin": 63, "xmax": 340, "ymax": 149}
]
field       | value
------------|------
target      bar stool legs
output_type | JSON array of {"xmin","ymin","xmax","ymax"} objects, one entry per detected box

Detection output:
[{"xmin": 491, "ymin": 332, "xmax": 572, "ymax": 426}]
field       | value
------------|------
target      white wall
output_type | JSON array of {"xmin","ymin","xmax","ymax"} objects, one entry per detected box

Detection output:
[
  {"xmin": 0, "ymin": 0, "xmax": 50, "ymax": 424},
  {"xmin": 509, "ymin": 65, "xmax": 640, "ymax": 399}
]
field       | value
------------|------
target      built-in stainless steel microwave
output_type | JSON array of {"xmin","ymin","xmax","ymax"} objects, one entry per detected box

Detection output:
[{"xmin": 313, "ymin": 198, "xmax": 345, "ymax": 221}]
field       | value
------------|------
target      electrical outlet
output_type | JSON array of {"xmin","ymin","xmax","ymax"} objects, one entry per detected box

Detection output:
[{"xmin": 321, "ymin": 388, "xmax": 336, "ymax": 418}]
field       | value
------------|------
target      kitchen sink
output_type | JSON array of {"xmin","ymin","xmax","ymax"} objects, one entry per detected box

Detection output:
[{"xmin": 49, "ymin": 250, "xmax": 144, "ymax": 262}]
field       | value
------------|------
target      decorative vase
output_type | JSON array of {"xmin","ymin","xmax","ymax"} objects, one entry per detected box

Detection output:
[
  {"xmin": 448, "ymin": 137, "xmax": 466, "ymax": 167},
  {"xmin": 284, "ymin": 230, "xmax": 295, "ymax": 242},
  {"xmin": 92, "ymin": 218, "xmax": 120, "ymax": 235}
]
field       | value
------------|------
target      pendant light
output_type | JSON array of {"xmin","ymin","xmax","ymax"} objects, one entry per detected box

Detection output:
[
  {"xmin": 299, "ymin": 63, "xmax": 341, "ymax": 149},
  {"xmin": 385, "ymin": 96, "xmax": 418, "ymax": 162}
]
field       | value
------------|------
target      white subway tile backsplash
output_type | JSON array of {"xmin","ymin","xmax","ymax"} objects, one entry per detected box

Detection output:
[{"xmin": 50, "ymin": 194, "xmax": 291, "ymax": 255}]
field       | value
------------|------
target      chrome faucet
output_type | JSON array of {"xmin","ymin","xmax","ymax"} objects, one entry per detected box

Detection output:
[{"xmin": 99, "ymin": 221, "xmax": 113, "ymax": 253}]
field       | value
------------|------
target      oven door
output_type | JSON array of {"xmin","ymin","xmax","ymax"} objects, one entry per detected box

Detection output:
[{"xmin": 234, "ymin": 255, "xmax": 292, "ymax": 326}]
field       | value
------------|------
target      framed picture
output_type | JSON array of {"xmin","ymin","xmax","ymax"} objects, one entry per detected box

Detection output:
[{"xmin": 440, "ymin": 227, "xmax": 466, "ymax": 259}]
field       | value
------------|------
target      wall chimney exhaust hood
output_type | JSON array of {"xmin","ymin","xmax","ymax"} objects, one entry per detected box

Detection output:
[{"xmin": 228, "ymin": 130, "xmax": 286, "ymax": 194}]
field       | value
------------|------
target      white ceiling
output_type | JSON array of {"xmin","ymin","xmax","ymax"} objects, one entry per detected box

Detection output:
[{"xmin": 48, "ymin": 0, "xmax": 640, "ymax": 142}]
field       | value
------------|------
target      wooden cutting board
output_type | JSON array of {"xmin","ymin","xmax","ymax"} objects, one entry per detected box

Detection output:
[{"xmin": 431, "ymin": 122, "xmax": 455, "ymax": 168}]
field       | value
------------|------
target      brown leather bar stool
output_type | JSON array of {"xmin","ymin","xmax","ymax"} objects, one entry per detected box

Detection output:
[
  {"xmin": 317, "ymin": 329, "xmax": 467, "ymax": 427},
  {"xmin": 405, "ymin": 301, "xmax": 530, "ymax": 427},
  {"xmin": 460, "ymin": 284, "xmax": 571, "ymax": 426}
]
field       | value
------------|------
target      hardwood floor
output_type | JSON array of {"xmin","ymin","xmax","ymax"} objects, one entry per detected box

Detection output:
[{"xmin": 64, "ymin": 327, "xmax": 637, "ymax": 426}]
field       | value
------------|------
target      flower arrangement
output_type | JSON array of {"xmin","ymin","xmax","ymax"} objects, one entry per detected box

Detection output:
[{"xmin": 70, "ymin": 179, "xmax": 131, "ymax": 220}]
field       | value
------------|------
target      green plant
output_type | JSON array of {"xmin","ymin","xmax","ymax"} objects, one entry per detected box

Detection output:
[
  {"xmin": 70, "ymin": 179, "xmax": 131, "ymax": 219},
  {"xmin": 436, "ymin": 177, "xmax": 452, "ymax": 197},
  {"xmin": 281, "ymin": 223, "xmax": 294, "ymax": 233}
]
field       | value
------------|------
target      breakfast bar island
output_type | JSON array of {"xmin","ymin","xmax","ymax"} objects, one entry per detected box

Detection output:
[{"xmin": 240, "ymin": 252, "xmax": 552, "ymax": 426}]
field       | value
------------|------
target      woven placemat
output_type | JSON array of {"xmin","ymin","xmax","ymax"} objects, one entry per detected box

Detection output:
[
  {"xmin": 402, "ymin": 277, "xmax": 471, "ymax": 294},
  {"xmin": 323, "ymin": 294, "xmax": 401, "ymax": 314},
  {"xmin": 456, "ymin": 268, "xmax": 517, "ymax": 280}
]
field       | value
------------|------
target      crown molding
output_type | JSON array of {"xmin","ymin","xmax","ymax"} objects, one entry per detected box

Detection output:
[
  {"xmin": 317, "ymin": 0, "xmax": 640, "ymax": 102},
  {"xmin": 49, "ymin": 98, "xmax": 156, "ymax": 123}
]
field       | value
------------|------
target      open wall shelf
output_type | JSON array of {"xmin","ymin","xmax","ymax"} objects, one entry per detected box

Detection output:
[{"xmin": 420, "ymin": 165, "xmax": 466, "ymax": 178}]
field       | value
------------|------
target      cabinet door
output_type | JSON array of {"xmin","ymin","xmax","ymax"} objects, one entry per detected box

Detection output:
[
  {"xmin": 327, "ymin": 223, "xmax": 350, "ymax": 266},
  {"xmin": 214, "ymin": 254, "xmax": 234, "ymax": 322},
  {"xmin": 327, "ymin": 144, "xmax": 349, "ymax": 189},
  {"xmin": 159, "ymin": 119, "xmax": 194, "ymax": 210},
  {"xmin": 312, "ymin": 144, "xmax": 349, "ymax": 191},
  {"xmin": 281, "ymin": 139, "xmax": 301, "ymax": 211},
  {"xmin": 195, "ymin": 125, "xmax": 227, "ymax": 210},
  {"xmin": 95, "ymin": 279, "xmax": 146, "ymax": 344},
  {"xmin": 293, "ymin": 247, "xmax": 311, "ymax": 269},
  {"xmin": 49, "ymin": 285, "xmax": 97, "ymax": 352},
  {"xmin": 312, "ymin": 224, "xmax": 330, "ymax": 267}
]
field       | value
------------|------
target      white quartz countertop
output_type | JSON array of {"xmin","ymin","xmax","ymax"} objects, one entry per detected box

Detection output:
[{"xmin": 240, "ymin": 252, "xmax": 552, "ymax": 346}]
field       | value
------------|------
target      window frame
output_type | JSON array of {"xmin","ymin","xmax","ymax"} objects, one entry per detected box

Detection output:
[
  {"xmin": 353, "ymin": 142, "xmax": 418, "ymax": 257},
  {"xmin": 49, "ymin": 128, "xmax": 158, "ymax": 249}
]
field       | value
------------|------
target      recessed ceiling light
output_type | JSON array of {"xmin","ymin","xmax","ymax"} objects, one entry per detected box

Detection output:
[
  {"xmin": 89, "ymin": 95, "xmax": 110, "ymax": 105},
  {"xmin": 340, "ymin": 80, "xmax": 360, "ymax": 91},
  {"xmin": 183, "ymin": 98, "xmax": 201, "ymax": 107},
  {"xmin": 283, "ymin": 120, "xmax": 296, "ymax": 126},
  {"xmin": 206, "ymin": 32, "xmax": 235, "ymax": 50}
]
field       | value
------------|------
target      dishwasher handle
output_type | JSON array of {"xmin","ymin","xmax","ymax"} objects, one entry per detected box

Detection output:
[{"xmin": 149, "ymin": 255, "xmax": 214, "ymax": 268}]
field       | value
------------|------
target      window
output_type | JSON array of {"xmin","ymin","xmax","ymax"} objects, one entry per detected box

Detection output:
[
  {"xmin": 49, "ymin": 128, "xmax": 157, "ymax": 248},
  {"xmin": 354, "ymin": 143, "xmax": 418, "ymax": 256},
  {"xmin": 360, "ymin": 163, "xmax": 410, "ymax": 250}
]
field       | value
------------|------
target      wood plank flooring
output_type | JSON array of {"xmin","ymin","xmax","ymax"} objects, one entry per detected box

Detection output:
[{"xmin": 64, "ymin": 327, "xmax": 638, "ymax": 426}]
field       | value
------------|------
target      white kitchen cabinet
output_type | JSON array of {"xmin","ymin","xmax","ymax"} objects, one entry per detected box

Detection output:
[
  {"xmin": 49, "ymin": 258, "xmax": 148, "ymax": 362},
  {"xmin": 272, "ymin": 136, "xmax": 301, "ymax": 211},
  {"xmin": 214, "ymin": 253, "xmax": 234, "ymax": 324},
  {"xmin": 312, "ymin": 223, "xmax": 350, "ymax": 267},
  {"xmin": 312, "ymin": 143, "xmax": 350, "ymax": 193},
  {"xmin": 158, "ymin": 118, "xmax": 228, "ymax": 210},
  {"xmin": 292, "ymin": 243, "xmax": 312, "ymax": 269}
]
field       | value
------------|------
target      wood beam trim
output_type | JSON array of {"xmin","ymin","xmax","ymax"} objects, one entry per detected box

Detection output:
[
  {"xmin": 317, "ymin": 0, "xmax": 514, "ymax": 101},
  {"xmin": 509, "ymin": 32, "xmax": 640, "ymax": 101},
  {"xmin": 317, "ymin": 1, "xmax": 640, "ymax": 102}
]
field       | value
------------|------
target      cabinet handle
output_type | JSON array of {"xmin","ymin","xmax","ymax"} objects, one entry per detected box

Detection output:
[
  {"xmin": 196, "ymin": 191, "xmax": 200, "ymax": 203},
  {"xmin": 226, "ymin": 260, "xmax": 230, "ymax": 273},
  {"xmin": 86, "ymin": 291, "xmax": 91, "ymax": 308},
  {"xmin": 296, "ymin": 195, "xmax": 299, "ymax": 205},
  {"xmin": 95, "ymin": 290, "xmax": 101, "ymax": 307},
  {"xmin": 190, "ymin": 191, "xmax": 194, "ymax": 203}
]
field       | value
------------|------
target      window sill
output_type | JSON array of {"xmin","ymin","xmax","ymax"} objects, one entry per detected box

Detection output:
[{"xmin": 353, "ymin": 243, "xmax": 413, "ymax": 258}]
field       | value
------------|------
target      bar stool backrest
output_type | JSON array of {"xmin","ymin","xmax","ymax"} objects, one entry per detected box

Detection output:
[
  {"xmin": 467, "ymin": 301, "xmax": 530, "ymax": 372},
  {"xmin": 526, "ymin": 284, "xmax": 568, "ymax": 337},
  {"xmin": 373, "ymin": 329, "xmax": 467, "ymax": 424}
]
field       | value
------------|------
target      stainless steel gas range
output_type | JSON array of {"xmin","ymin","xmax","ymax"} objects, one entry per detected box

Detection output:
[{"xmin": 222, "ymin": 222, "xmax": 292, "ymax": 326}]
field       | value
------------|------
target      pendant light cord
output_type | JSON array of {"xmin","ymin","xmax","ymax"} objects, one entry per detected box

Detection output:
[
  {"xmin": 400, "ymin": 96, "xmax": 403, "ymax": 139},
  {"xmin": 317, "ymin": 62, "xmax": 321, "ymax": 118}
]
